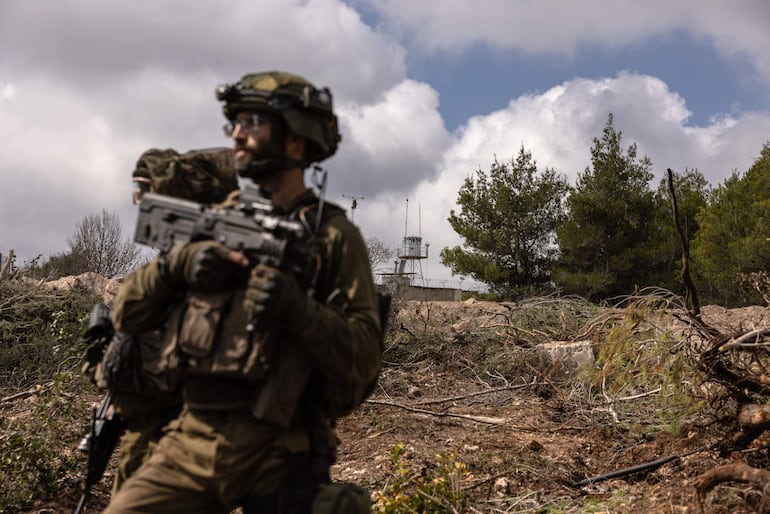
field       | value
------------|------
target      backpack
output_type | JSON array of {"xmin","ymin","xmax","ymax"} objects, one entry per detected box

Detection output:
[
  {"xmin": 290, "ymin": 199, "xmax": 390, "ymax": 420},
  {"xmin": 81, "ymin": 147, "xmax": 239, "ymax": 409},
  {"xmin": 132, "ymin": 147, "xmax": 239, "ymax": 205},
  {"xmin": 303, "ymin": 292, "xmax": 390, "ymax": 420}
]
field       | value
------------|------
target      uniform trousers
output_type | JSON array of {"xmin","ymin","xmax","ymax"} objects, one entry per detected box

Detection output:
[{"xmin": 104, "ymin": 408, "xmax": 311, "ymax": 514}]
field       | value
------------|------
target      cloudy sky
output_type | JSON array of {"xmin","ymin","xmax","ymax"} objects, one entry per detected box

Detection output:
[{"xmin": 1, "ymin": 0, "xmax": 769, "ymax": 288}]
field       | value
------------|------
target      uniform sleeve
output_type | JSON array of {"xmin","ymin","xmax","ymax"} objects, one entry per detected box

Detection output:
[
  {"xmin": 112, "ymin": 258, "xmax": 179, "ymax": 334},
  {"xmin": 295, "ymin": 216, "xmax": 382, "ymax": 385}
]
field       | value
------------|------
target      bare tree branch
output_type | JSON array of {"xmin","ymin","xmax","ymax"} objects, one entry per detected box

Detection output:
[
  {"xmin": 67, "ymin": 209, "xmax": 140, "ymax": 277},
  {"xmin": 365, "ymin": 398, "xmax": 507, "ymax": 425},
  {"xmin": 366, "ymin": 237, "xmax": 395, "ymax": 275}
]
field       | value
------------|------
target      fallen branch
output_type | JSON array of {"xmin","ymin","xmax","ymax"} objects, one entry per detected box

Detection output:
[
  {"xmin": 412, "ymin": 383, "xmax": 529, "ymax": 406},
  {"xmin": 718, "ymin": 328, "xmax": 770, "ymax": 351},
  {"xmin": 610, "ymin": 386, "xmax": 662, "ymax": 403},
  {"xmin": 1, "ymin": 382, "xmax": 53, "ymax": 404},
  {"xmin": 696, "ymin": 462, "xmax": 770, "ymax": 511},
  {"xmin": 573, "ymin": 311, "xmax": 625, "ymax": 341},
  {"xmin": 365, "ymin": 399, "xmax": 507, "ymax": 425},
  {"xmin": 572, "ymin": 444, "xmax": 711, "ymax": 488}
]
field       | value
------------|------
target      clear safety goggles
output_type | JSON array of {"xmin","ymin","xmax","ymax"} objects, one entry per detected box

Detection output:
[{"xmin": 222, "ymin": 113, "xmax": 273, "ymax": 136}]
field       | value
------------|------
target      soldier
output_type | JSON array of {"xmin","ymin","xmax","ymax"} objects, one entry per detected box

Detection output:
[
  {"xmin": 81, "ymin": 147, "xmax": 240, "ymax": 495},
  {"xmin": 87, "ymin": 330, "xmax": 182, "ymax": 494},
  {"xmin": 105, "ymin": 71, "xmax": 382, "ymax": 513}
]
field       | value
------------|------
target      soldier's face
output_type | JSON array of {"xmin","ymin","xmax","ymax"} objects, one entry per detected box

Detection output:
[{"xmin": 230, "ymin": 112, "xmax": 273, "ymax": 167}]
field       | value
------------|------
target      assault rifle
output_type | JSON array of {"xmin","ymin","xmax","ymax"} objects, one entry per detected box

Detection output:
[
  {"xmin": 74, "ymin": 303, "xmax": 122, "ymax": 514},
  {"xmin": 74, "ymin": 392, "xmax": 120, "ymax": 514},
  {"xmin": 134, "ymin": 184, "xmax": 317, "ymax": 294}
]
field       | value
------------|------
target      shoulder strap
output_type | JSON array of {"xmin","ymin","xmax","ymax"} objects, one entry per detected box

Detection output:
[{"xmin": 293, "ymin": 197, "xmax": 345, "ymax": 240}]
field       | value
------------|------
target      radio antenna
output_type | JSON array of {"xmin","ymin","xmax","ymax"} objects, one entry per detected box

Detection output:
[{"xmin": 342, "ymin": 194, "xmax": 365, "ymax": 222}]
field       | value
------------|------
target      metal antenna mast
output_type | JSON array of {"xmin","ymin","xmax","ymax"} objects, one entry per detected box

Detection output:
[
  {"xmin": 342, "ymin": 194, "xmax": 365, "ymax": 222},
  {"xmin": 404, "ymin": 198, "xmax": 408, "ymax": 237}
]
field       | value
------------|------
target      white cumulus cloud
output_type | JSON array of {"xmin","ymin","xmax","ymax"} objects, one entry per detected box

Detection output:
[{"xmin": 363, "ymin": 0, "xmax": 770, "ymax": 86}]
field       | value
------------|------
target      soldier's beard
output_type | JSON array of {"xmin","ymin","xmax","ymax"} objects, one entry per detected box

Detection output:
[{"xmin": 236, "ymin": 153, "xmax": 286, "ymax": 181}]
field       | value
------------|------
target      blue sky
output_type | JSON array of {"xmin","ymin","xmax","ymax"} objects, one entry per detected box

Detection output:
[
  {"xmin": 414, "ymin": 30, "xmax": 765, "ymax": 130},
  {"xmin": 1, "ymin": 0, "xmax": 769, "ymax": 288}
]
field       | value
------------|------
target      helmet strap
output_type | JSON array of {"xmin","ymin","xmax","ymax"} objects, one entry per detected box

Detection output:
[
  {"xmin": 310, "ymin": 165, "xmax": 328, "ymax": 235},
  {"xmin": 237, "ymin": 117, "xmax": 306, "ymax": 179}
]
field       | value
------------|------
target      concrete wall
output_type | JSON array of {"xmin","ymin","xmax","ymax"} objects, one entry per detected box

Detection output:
[{"xmin": 378, "ymin": 283, "xmax": 462, "ymax": 302}]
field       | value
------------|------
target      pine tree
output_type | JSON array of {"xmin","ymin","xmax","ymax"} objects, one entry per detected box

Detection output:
[
  {"xmin": 691, "ymin": 143, "xmax": 770, "ymax": 306},
  {"xmin": 554, "ymin": 114, "xmax": 656, "ymax": 301},
  {"xmin": 441, "ymin": 146, "xmax": 569, "ymax": 298}
]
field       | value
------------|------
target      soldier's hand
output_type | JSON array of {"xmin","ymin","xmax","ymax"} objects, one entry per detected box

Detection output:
[
  {"xmin": 244, "ymin": 264, "xmax": 314, "ymax": 328},
  {"xmin": 164, "ymin": 241, "xmax": 249, "ymax": 291},
  {"xmin": 100, "ymin": 332, "xmax": 136, "ymax": 390}
]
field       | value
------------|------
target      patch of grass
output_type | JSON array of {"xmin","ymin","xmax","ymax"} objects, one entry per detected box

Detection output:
[
  {"xmin": 1, "ymin": 281, "xmax": 97, "ymax": 392},
  {"xmin": 0, "ymin": 371, "xmax": 91, "ymax": 512}
]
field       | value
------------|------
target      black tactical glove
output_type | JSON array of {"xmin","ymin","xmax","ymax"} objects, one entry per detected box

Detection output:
[
  {"xmin": 243, "ymin": 264, "xmax": 315, "ymax": 330},
  {"xmin": 101, "ymin": 332, "xmax": 136, "ymax": 390},
  {"xmin": 163, "ymin": 241, "xmax": 247, "ymax": 292}
]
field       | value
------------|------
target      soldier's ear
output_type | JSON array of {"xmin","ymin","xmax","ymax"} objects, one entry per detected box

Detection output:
[{"xmin": 285, "ymin": 132, "xmax": 307, "ymax": 162}]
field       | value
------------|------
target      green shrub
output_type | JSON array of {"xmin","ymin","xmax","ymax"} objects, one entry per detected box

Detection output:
[
  {"xmin": 0, "ymin": 281, "xmax": 96, "ymax": 392},
  {"xmin": 0, "ymin": 280, "xmax": 99, "ymax": 512},
  {"xmin": 372, "ymin": 444, "xmax": 468, "ymax": 513}
]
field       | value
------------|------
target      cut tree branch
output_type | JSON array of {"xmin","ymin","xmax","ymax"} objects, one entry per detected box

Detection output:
[
  {"xmin": 1, "ymin": 381, "xmax": 53, "ymax": 404},
  {"xmin": 667, "ymin": 168, "xmax": 701, "ymax": 318},
  {"xmin": 717, "ymin": 328, "xmax": 770, "ymax": 351},
  {"xmin": 696, "ymin": 462, "xmax": 770, "ymax": 512},
  {"xmin": 365, "ymin": 399, "xmax": 507, "ymax": 425}
]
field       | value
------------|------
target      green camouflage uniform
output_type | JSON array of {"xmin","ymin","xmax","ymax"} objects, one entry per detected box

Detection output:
[
  {"xmin": 100, "ymin": 331, "xmax": 183, "ymax": 493},
  {"xmin": 85, "ymin": 146, "xmax": 239, "ymax": 494},
  {"xmin": 104, "ymin": 189, "xmax": 381, "ymax": 513}
]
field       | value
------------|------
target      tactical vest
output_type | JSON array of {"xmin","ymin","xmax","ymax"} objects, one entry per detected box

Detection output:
[{"xmin": 154, "ymin": 191, "xmax": 352, "ymax": 426}]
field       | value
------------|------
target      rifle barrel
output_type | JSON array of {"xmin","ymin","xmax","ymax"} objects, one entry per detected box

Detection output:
[{"xmin": 74, "ymin": 491, "xmax": 88, "ymax": 514}]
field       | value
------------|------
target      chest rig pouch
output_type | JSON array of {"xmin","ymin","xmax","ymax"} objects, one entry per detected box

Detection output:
[
  {"xmin": 173, "ymin": 289, "xmax": 274, "ymax": 380},
  {"xmin": 160, "ymin": 185, "xmax": 321, "ymax": 383}
]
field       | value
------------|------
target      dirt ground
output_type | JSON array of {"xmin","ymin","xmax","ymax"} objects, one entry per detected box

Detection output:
[
  {"xmin": 335, "ymin": 363, "xmax": 721, "ymax": 513},
  {"xmin": 330, "ymin": 300, "xmax": 770, "ymax": 513},
  {"xmin": 20, "ymin": 299, "xmax": 770, "ymax": 513}
]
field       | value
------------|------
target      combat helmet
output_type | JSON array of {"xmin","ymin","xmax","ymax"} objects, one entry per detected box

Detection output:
[{"xmin": 216, "ymin": 71, "xmax": 340, "ymax": 178}]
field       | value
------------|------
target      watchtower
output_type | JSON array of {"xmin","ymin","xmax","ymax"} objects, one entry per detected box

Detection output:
[{"xmin": 380, "ymin": 199, "xmax": 428, "ymax": 287}]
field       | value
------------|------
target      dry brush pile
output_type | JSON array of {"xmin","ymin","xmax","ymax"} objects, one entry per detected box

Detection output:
[{"xmin": 692, "ymin": 272, "xmax": 770, "ymax": 511}]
